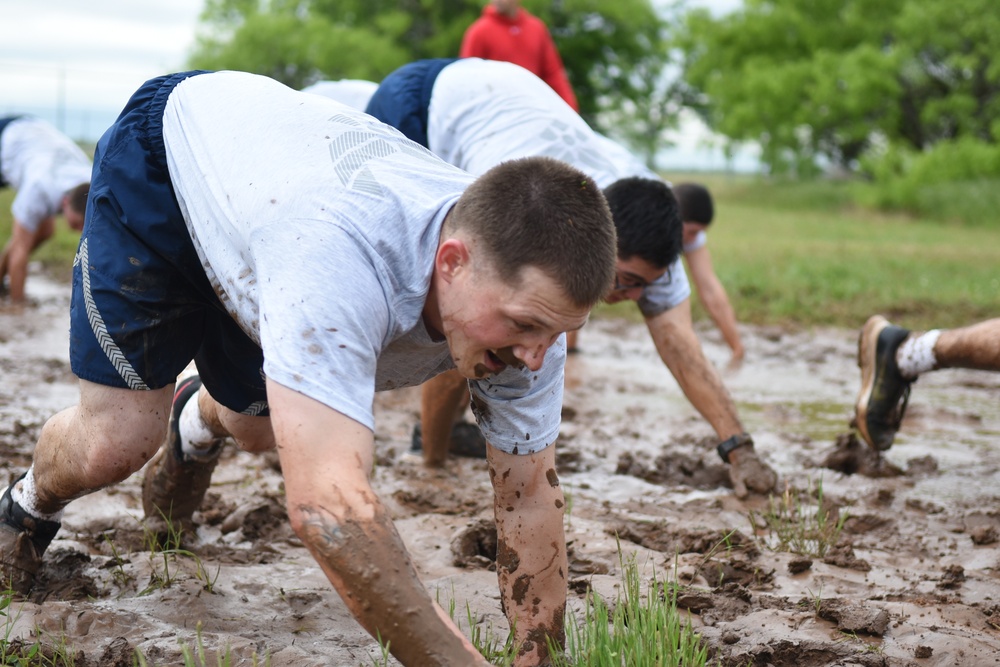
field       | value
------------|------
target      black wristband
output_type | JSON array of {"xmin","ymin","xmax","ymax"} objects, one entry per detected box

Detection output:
[{"xmin": 717, "ymin": 433, "xmax": 753, "ymax": 463}]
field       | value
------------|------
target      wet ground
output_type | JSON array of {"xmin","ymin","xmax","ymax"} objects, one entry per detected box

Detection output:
[{"xmin": 2, "ymin": 274, "xmax": 1000, "ymax": 666}]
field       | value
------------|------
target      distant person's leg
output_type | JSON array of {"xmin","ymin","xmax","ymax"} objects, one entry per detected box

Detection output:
[{"xmin": 856, "ymin": 316, "xmax": 1000, "ymax": 451}]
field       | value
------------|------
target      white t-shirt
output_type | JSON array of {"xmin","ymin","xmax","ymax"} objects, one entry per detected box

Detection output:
[
  {"xmin": 427, "ymin": 58, "xmax": 689, "ymax": 317},
  {"xmin": 684, "ymin": 230, "xmax": 707, "ymax": 254},
  {"xmin": 301, "ymin": 80, "xmax": 379, "ymax": 111},
  {"xmin": 161, "ymin": 71, "xmax": 565, "ymax": 453},
  {"xmin": 0, "ymin": 117, "xmax": 92, "ymax": 232}
]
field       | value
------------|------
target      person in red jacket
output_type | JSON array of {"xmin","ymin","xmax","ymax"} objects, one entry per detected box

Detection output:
[{"xmin": 460, "ymin": 0, "xmax": 579, "ymax": 111}]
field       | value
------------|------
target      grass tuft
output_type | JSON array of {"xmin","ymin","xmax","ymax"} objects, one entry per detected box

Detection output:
[{"xmin": 749, "ymin": 478, "xmax": 847, "ymax": 558}]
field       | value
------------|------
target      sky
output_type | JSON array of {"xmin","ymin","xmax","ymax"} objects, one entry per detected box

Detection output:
[{"xmin": 0, "ymin": 0, "xmax": 757, "ymax": 171}]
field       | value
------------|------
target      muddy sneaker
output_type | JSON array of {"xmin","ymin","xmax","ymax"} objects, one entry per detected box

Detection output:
[
  {"xmin": 856, "ymin": 315, "xmax": 913, "ymax": 451},
  {"xmin": 142, "ymin": 376, "xmax": 222, "ymax": 529},
  {"xmin": 0, "ymin": 473, "xmax": 61, "ymax": 594},
  {"xmin": 410, "ymin": 422, "xmax": 487, "ymax": 459}
]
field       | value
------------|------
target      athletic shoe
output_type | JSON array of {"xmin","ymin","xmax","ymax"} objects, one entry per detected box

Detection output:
[
  {"xmin": 0, "ymin": 473, "xmax": 61, "ymax": 594},
  {"xmin": 410, "ymin": 422, "xmax": 487, "ymax": 459},
  {"xmin": 855, "ymin": 315, "xmax": 913, "ymax": 451},
  {"xmin": 142, "ymin": 376, "xmax": 222, "ymax": 529}
]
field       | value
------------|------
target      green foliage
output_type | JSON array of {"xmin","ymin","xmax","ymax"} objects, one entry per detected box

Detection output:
[
  {"xmin": 856, "ymin": 139, "xmax": 1000, "ymax": 224},
  {"xmin": 675, "ymin": 0, "xmax": 1000, "ymax": 175},
  {"xmin": 188, "ymin": 0, "xmax": 678, "ymax": 159},
  {"xmin": 189, "ymin": 10, "xmax": 410, "ymax": 87},
  {"xmin": 530, "ymin": 0, "xmax": 675, "ymax": 146}
]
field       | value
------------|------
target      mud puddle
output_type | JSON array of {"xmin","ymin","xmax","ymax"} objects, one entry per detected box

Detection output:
[{"xmin": 2, "ymin": 274, "xmax": 1000, "ymax": 665}]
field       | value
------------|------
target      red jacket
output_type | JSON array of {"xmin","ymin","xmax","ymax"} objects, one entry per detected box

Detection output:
[{"xmin": 460, "ymin": 6, "xmax": 579, "ymax": 111}]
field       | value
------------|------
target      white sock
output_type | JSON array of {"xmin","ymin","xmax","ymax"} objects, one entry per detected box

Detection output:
[
  {"xmin": 178, "ymin": 393, "xmax": 221, "ymax": 460},
  {"xmin": 896, "ymin": 330, "xmax": 941, "ymax": 380},
  {"xmin": 10, "ymin": 468, "xmax": 64, "ymax": 523}
]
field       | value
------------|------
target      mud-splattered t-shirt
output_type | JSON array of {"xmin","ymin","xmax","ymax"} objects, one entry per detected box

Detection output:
[
  {"xmin": 160, "ymin": 70, "xmax": 564, "ymax": 454},
  {"xmin": 0, "ymin": 117, "xmax": 92, "ymax": 233},
  {"xmin": 425, "ymin": 58, "xmax": 690, "ymax": 319}
]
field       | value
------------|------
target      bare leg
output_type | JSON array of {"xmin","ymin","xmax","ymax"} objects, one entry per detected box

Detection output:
[
  {"xmin": 195, "ymin": 387, "xmax": 276, "ymax": 453},
  {"xmin": 32, "ymin": 380, "xmax": 173, "ymax": 514},
  {"xmin": 419, "ymin": 370, "xmax": 468, "ymax": 467},
  {"xmin": 932, "ymin": 319, "xmax": 1000, "ymax": 372}
]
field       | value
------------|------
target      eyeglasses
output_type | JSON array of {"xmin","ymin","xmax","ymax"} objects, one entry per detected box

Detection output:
[{"xmin": 612, "ymin": 271, "xmax": 652, "ymax": 292}]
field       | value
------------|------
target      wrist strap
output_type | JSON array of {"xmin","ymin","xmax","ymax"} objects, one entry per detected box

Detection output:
[{"xmin": 717, "ymin": 433, "xmax": 753, "ymax": 463}]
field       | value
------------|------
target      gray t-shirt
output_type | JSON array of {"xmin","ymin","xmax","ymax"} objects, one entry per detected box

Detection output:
[
  {"xmin": 427, "ymin": 58, "xmax": 689, "ymax": 317},
  {"xmin": 161, "ymin": 71, "xmax": 565, "ymax": 453},
  {"xmin": 0, "ymin": 117, "xmax": 92, "ymax": 232}
]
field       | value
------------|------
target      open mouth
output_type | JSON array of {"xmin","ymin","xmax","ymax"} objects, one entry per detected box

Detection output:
[
  {"xmin": 493, "ymin": 347, "xmax": 525, "ymax": 370},
  {"xmin": 485, "ymin": 350, "xmax": 507, "ymax": 373}
]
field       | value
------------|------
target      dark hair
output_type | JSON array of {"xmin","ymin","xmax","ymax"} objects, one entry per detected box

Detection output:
[
  {"xmin": 449, "ymin": 156, "xmax": 616, "ymax": 308},
  {"xmin": 603, "ymin": 177, "xmax": 682, "ymax": 269},
  {"xmin": 65, "ymin": 182, "xmax": 90, "ymax": 217},
  {"xmin": 673, "ymin": 182, "xmax": 714, "ymax": 225}
]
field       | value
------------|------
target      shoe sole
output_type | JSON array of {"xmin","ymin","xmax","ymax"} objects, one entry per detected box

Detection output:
[{"xmin": 855, "ymin": 314, "xmax": 889, "ymax": 449}]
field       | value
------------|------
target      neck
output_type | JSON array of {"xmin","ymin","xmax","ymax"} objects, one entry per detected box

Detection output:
[{"xmin": 422, "ymin": 280, "xmax": 445, "ymax": 342}]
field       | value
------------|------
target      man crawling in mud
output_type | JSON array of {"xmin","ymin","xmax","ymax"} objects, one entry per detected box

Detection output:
[
  {"xmin": 0, "ymin": 70, "xmax": 617, "ymax": 666},
  {"xmin": 366, "ymin": 57, "xmax": 778, "ymax": 498}
]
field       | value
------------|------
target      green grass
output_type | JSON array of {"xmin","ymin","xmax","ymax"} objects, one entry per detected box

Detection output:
[
  {"xmin": 5, "ymin": 175, "xmax": 999, "ymax": 330},
  {"xmin": 550, "ymin": 554, "xmax": 717, "ymax": 667},
  {"xmin": 659, "ymin": 173, "xmax": 1000, "ymax": 331},
  {"xmin": 748, "ymin": 477, "xmax": 847, "ymax": 558}
]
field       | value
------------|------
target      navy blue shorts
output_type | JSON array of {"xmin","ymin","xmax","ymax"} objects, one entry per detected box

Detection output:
[
  {"xmin": 70, "ymin": 71, "xmax": 268, "ymax": 416},
  {"xmin": 364, "ymin": 58, "xmax": 456, "ymax": 148}
]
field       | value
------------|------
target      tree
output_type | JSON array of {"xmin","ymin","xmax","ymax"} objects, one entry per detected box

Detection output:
[
  {"xmin": 188, "ymin": 0, "xmax": 681, "ymax": 162},
  {"xmin": 674, "ymin": 0, "xmax": 1000, "ymax": 174}
]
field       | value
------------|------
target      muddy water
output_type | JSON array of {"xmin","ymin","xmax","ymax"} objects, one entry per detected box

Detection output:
[{"xmin": 2, "ymin": 274, "xmax": 1000, "ymax": 666}]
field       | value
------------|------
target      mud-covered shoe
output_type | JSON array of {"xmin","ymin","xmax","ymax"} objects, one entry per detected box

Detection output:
[
  {"xmin": 0, "ymin": 473, "xmax": 61, "ymax": 594},
  {"xmin": 856, "ymin": 315, "xmax": 913, "ymax": 451},
  {"xmin": 410, "ymin": 422, "xmax": 487, "ymax": 459},
  {"xmin": 142, "ymin": 376, "xmax": 222, "ymax": 528}
]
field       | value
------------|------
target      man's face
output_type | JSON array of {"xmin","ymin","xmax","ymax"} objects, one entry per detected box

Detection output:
[
  {"xmin": 62, "ymin": 197, "xmax": 85, "ymax": 232},
  {"xmin": 603, "ymin": 255, "xmax": 667, "ymax": 304},
  {"xmin": 492, "ymin": 0, "xmax": 520, "ymax": 17},
  {"xmin": 682, "ymin": 221, "xmax": 708, "ymax": 247},
  {"xmin": 440, "ymin": 262, "xmax": 588, "ymax": 379}
]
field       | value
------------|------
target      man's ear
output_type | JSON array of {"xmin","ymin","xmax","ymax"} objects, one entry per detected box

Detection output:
[{"xmin": 435, "ymin": 237, "xmax": 470, "ymax": 284}]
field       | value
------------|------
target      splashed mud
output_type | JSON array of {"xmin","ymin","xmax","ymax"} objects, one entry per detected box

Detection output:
[{"xmin": 2, "ymin": 275, "xmax": 1000, "ymax": 665}]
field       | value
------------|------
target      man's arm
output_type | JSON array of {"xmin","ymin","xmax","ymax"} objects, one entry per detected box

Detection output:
[
  {"xmin": 684, "ymin": 246, "xmax": 744, "ymax": 368},
  {"xmin": 267, "ymin": 379, "xmax": 488, "ymax": 666},
  {"xmin": 645, "ymin": 299, "xmax": 776, "ymax": 497},
  {"xmin": 646, "ymin": 298, "xmax": 742, "ymax": 438},
  {"xmin": 1, "ymin": 217, "xmax": 54, "ymax": 304},
  {"xmin": 489, "ymin": 443, "xmax": 567, "ymax": 666}
]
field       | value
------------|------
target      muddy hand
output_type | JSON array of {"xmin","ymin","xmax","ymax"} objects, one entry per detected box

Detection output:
[
  {"xmin": 725, "ymin": 349, "xmax": 745, "ymax": 375},
  {"xmin": 728, "ymin": 447, "xmax": 777, "ymax": 498}
]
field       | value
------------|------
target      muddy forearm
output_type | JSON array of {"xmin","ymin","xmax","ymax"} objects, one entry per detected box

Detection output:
[
  {"xmin": 295, "ymin": 500, "xmax": 485, "ymax": 666},
  {"xmin": 490, "ymin": 448, "xmax": 568, "ymax": 665},
  {"xmin": 647, "ymin": 308, "xmax": 743, "ymax": 439},
  {"xmin": 666, "ymin": 350, "xmax": 742, "ymax": 438},
  {"xmin": 701, "ymin": 287, "xmax": 743, "ymax": 359},
  {"xmin": 6, "ymin": 242, "xmax": 30, "ymax": 304}
]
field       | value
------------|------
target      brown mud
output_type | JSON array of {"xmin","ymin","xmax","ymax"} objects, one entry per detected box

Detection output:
[{"xmin": 2, "ymin": 275, "xmax": 1000, "ymax": 666}]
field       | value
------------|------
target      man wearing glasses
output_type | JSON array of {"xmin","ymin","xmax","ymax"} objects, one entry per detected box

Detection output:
[{"xmin": 366, "ymin": 58, "xmax": 777, "ymax": 498}]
